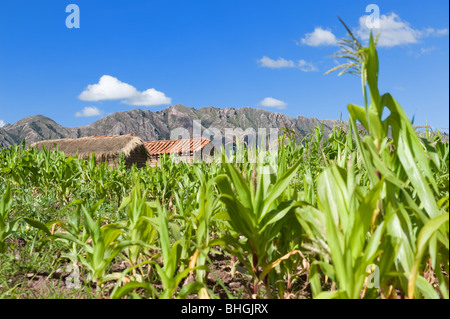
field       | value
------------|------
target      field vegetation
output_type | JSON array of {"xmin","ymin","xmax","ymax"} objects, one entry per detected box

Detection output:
[{"xmin": 0, "ymin": 28, "xmax": 448, "ymax": 299}]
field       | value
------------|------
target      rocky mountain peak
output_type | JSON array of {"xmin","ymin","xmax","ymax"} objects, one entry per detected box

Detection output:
[{"xmin": 0, "ymin": 105, "xmax": 353, "ymax": 147}]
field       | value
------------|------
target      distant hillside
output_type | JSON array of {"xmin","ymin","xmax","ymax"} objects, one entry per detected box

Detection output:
[{"xmin": 0, "ymin": 104, "xmax": 363, "ymax": 148}]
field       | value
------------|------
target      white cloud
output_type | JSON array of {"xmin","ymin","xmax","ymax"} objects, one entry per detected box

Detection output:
[
  {"xmin": 435, "ymin": 28, "xmax": 449, "ymax": 36},
  {"xmin": 125, "ymin": 88, "xmax": 172, "ymax": 106},
  {"xmin": 79, "ymin": 75, "xmax": 138, "ymax": 101},
  {"xmin": 412, "ymin": 46, "xmax": 437, "ymax": 58},
  {"xmin": 259, "ymin": 56, "xmax": 296, "ymax": 69},
  {"xmin": 79, "ymin": 75, "xmax": 172, "ymax": 107},
  {"xmin": 356, "ymin": 13, "xmax": 449, "ymax": 47},
  {"xmin": 300, "ymin": 27, "xmax": 337, "ymax": 46},
  {"xmin": 75, "ymin": 106, "xmax": 103, "ymax": 117},
  {"xmin": 259, "ymin": 97, "xmax": 287, "ymax": 110},
  {"xmin": 421, "ymin": 27, "xmax": 450, "ymax": 37},
  {"xmin": 0, "ymin": 120, "xmax": 5, "ymax": 128},
  {"xmin": 298, "ymin": 59, "xmax": 318, "ymax": 72},
  {"xmin": 258, "ymin": 56, "xmax": 318, "ymax": 72}
]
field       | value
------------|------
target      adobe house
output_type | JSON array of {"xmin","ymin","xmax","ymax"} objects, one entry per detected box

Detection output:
[
  {"xmin": 29, "ymin": 133, "xmax": 150, "ymax": 168},
  {"xmin": 143, "ymin": 137, "xmax": 213, "ymax": 166}
]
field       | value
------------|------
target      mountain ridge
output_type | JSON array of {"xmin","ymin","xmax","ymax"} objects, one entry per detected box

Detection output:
[{"xmin": 0, "ymin": 105, "xmax": 349, "ymax": 148}]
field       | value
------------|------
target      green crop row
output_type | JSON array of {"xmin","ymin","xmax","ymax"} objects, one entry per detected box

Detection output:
[{"xmin": 0, "ymin": 27, "xmax": 448, "ymax": 299}]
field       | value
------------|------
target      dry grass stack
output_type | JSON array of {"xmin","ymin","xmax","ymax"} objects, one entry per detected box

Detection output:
[{"xmin": 29, "ymin": 133, "xmax": 150, "ymax": 168}]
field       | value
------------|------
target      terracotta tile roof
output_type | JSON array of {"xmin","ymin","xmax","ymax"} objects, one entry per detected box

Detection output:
[{"xmin": 143, "ymin": 138, "xmax": 211, "ymax": 156}]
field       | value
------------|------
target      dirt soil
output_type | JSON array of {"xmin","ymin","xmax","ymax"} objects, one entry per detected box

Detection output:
[{"xmin": 3, "ymin": 244, "xmax": 311, "ymax": 299}]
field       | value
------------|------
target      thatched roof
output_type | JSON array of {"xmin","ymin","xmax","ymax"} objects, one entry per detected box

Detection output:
[
  {"xmin": 29, "ymin": 134, "xmax": 150, "ymax": 162},
  {"xmin": 143, "ymin": 138, "xmax": 211, "ymax": 156}
]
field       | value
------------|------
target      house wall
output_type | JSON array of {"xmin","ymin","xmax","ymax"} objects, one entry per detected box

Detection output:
[
  {"xmin": 148, "ymin": 147, "xmax": 215, "ymax": 167},
  {"xmin": 125, "ymin": 148, "xmax": 150, "ymax": 168},
  {"xmin": 149, "ymin": 155, "xmax": 160, "ymax": 167}
]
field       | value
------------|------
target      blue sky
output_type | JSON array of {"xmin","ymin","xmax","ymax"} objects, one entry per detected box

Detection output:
[{"xmin": 0, "ymin": 0, "xmax": 448, "ymax": 130}]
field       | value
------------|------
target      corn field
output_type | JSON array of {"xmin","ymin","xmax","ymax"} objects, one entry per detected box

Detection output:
[{"xmin": 0, "ymin": 34, "xmax": 448, "ymax": 300}]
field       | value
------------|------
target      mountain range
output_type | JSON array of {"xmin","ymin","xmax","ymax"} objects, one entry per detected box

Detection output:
[{"xmin": 0, "ymin": 104, "xmax": 352, "ymax": 148}]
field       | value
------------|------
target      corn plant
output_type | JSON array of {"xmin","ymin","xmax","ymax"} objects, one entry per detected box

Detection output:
[
  {"xmin": 0, "ymin": 185, "xmax": 20, "ymax": 253},
  {"xmin": 114, "ymin": 201, "xmax": 207, "ymax": 299},
  {"xmin": 304, "ymin": 20, "xmax": 449, "ymax": 299},
  {"xmin": 212, "ymin": 142, "xmax": 303, "ymax": 297},
  {"xmin": 119, "ymin": 177, "xmax": 158, "ymax": 265},
  {"xmin": 29, "ymin": 199, "xmax": 136, "ymax": 284},
  {"xmin": 185, "ymin": 166, "xmax": 220, "ymax": 286},
  {"xmin": 297, "ymin": 160, "xmax": 387, "ymax": 298}
]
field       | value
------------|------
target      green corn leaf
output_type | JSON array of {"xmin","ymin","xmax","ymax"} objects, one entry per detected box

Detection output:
[
  {"xmin": 166, "ymin": 241, "xmax": 182, "ymax": 278},
  {"xmin": 23, "ymin": 217, "xmax": 52, "ymax": 236},
  {"xmin": 81, "ymin": 205, "xmax": 100, "ymax": 242},
  {"xmin": 414, "ymin": 275, "xmax": 440, "ymax": 299},
  {"xmin": 259, "ymin": 200, "xmax": 302, "ymax": 233},
  {"xmin": 215, "ymin": 175, "xmax": 255, "ymax": 235},
  {"xmin": 317, "ymin": 168, "xmax": 348, "ymax": 293},
  {"xmin": 365, "ymin": 220, "xmax": 386, "ymax": 260},
  {"xmin": 361, "ymin": 137, "xmax": 406, "ymax": 188},
  {"xmin": 365, "ymin": 33, "xmax": 381, "ymax": 114},
  {"xmin": 223, "ymin": 163, "xmax": 253, "ymax": 211},
  {"xmin": 317, "ymin": 165, "xmax": 349, "ymax": 229},
  {"xmin": 308, "ymin": 261, "xmax": 323, "ymax": 297},
  {"xmin": 52, "ymin": 232, "xmax": 86, "ymax": 248},
  {"xmin": 260, "ymin": 159, "xmax": 302, "ymax": 219},
  {"xmin": 348, "ymin": 181, "xmax": 384, "ymax": 263},
  {"xmin": 0, "ymin": 184, "xmax": 12, "ymax": 220},
  {"xmin": 408, "ymin": 213, "xmax": 449, "ymax": 298},
  {"xmin": 348, "ymin": 117, "xmax": 380, "ymax": 184},
  {"xmin": 178, "ymin": 281, "xmax": 204, "ymax": 299},
  {"xmin": 385, "ymin": 93, "xmax": 440, "ymax": 219},
  {"xmin": 157, "ymin": 204, "xmax": 171, "ymax": 267},
  {"xmin": 111, "ymin": 282, "xmax": 158, "ymax": 299},
  {"xmin": 118, "ymin": 196, "xmax": 131, "ymax": 211},
  {"xmin": 295, "ymin": 205, "xmax": 327, "ymax": 240},
  {"xmin": 315, "ymin": 290, "xmax": 350, "ymax": 299}
]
